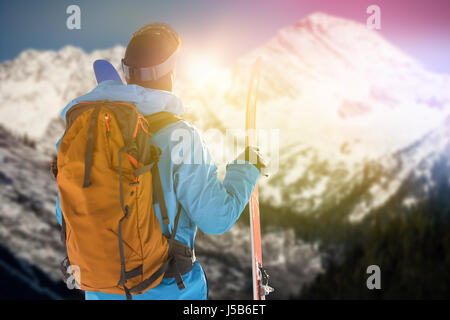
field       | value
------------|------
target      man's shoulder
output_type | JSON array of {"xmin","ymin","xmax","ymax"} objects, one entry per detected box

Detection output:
[
  {"xmin": 151, "ymin": 119, "xmax": 206, "ymax": 149},
  {"xmin": 155, "ymin": 119, "xmax": 199, "ymax": 137}
]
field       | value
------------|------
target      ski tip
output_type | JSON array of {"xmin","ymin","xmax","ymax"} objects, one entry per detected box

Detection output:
[
  {"xmin": 251, "ymin": 56, "xmax": 263, "ymax": 78},
  {"xmin": 93, "ymin": 59, "xmax": 123, "ymax": 84},
  {"xmin": 254, "ymin": 56, "xmax": 263, "ymax": 70},
  {"xmin": 93, "ymin": 59, "xmax": 111, "ymax": 71}
]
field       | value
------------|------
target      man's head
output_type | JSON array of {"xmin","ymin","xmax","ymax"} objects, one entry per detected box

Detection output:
[{"xmin": 122, "ymin": 23, "xmax": 181, "ymax": 92}]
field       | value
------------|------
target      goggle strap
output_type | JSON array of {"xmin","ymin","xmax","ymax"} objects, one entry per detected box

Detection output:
[{"xmin": 122, "ymin": 44, "xmax": 181, "ymax": 82}]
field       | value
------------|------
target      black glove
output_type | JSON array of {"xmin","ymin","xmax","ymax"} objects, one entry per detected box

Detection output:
[{"xmin": 235, "ymin": 146, "xmax": 269, "ymax": 177}]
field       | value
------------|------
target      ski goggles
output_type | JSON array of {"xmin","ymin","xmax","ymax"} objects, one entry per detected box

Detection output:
[{"xmin": 122, "ymin": 23, "xmax": 182, "ymax": 82}]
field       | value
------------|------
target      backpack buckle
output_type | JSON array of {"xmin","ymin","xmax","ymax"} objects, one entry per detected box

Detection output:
[
  {"xmin": 191, "ymin": 249, "xmax": 196, "ymax": 264},
  {"xmin": 124, "ymin": 205, "xmax": 130, "ymax": 219}
]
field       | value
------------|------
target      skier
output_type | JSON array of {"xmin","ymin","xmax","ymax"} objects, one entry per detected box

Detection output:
[{"xmin": 55, "ymin": 22, "xmax": 266, "ymax": 300}]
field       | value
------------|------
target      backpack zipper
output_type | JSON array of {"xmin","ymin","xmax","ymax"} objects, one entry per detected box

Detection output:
[{"xmin": 104, "ymin": 113, "xmax": 110, "ymax": 136}]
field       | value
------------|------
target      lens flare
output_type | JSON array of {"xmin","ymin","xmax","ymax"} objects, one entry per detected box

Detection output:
[{"xmin": 188, "ymin": 56, "xmax": 219, "ymax": 87}]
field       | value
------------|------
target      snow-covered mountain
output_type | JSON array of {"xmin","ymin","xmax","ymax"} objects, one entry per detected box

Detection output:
[
  {"xmin": 1, "ymin": 12, "xmax": 450, "ymax": 299},
  {"xmin": 186, "ymin": 13, "xmax": 450, "ymax": 222},
  {"xmin": 224, "ymin": 13, "xmax": 450, "ymax": 220},
  {"xmin": 0, "ymin": 46, "xmax": 124, "ymax": 139}
]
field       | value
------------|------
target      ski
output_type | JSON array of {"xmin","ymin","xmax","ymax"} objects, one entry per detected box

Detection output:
[
  {"xmin": 245, "ymin": 57, "xmax": 272, "ymax": 300},
  {"xmin": 93, "ymin": 59, "xmax": 123, "ymax": 84}
]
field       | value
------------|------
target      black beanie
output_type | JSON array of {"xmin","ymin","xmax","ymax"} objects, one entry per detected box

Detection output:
[{"xmin": 123, "ymin": 23, "xmax": 179, "ymax": 70}]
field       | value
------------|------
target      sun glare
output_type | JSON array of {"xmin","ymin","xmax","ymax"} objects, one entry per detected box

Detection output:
[
  {"xmin": 179, "ymin": 52, "xmax": 231, "ymax": 90},
  {"xmin": 188, "ymin": 56, "xmax": 219, "ymax": 86}
]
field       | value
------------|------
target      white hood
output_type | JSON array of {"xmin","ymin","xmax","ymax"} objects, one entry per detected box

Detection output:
[{"xmin": 61, "ymin": 80, "xmax": 185, "ymax": 120}]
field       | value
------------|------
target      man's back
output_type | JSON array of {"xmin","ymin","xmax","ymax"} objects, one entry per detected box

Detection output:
[{"xmin": 56, "ymin": 81, "xmax": 260, "ymax": 299}]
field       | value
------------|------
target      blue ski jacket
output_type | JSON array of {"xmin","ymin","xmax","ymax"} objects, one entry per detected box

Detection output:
[{"xmin": 55, "ymin": 81, "xmax": 260, "ymax": 300}]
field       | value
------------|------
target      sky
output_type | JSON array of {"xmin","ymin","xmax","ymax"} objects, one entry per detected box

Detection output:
[{"xmin": 0, "ymin": 0, "xmax": 450, "ymax": 74}]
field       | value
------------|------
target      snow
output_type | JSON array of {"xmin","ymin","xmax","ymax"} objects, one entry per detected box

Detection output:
[
  {"xmin": 349, "ymin": 116, "xmax": 450, "ymax": 222},
  {"xmin": 403, "ymin": 197, "xmax": 418, "ymax": 208},
  {"xmin": 0, "ymin": 45, "xmax": 124, "ymax": 139},
  {"xmin": 197, "ymin": 226, "xmax": 323, "ymax": 299},
  {"xmin": 295, "ymin": 176, "xmax": 329, "ymax": 200}
]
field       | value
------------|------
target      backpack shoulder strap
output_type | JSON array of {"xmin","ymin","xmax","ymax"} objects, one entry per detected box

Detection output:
[
  {"xmin": 144, "ymin": 111, "xmax": 182, "ymax": 226},
  {"xmin": 145, "ymin": 111, "xmax": 182, "ymax": 135},
  {"xmin": 152, "ymin": 164, "xmax": 170, "ymax": 226},
  {"xmin": 170, "ymin": 204, "xmax": 182, "ymax": 240}
]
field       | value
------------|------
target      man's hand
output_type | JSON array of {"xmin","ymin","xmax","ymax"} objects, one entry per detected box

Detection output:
[{"xmin": 235, "ymin": 146, "xmax": 269, "ymax": 177}]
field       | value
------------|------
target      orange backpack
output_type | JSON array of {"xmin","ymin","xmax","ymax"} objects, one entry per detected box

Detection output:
[{"xmin": 55, "ymin": 100, "xmax": 193, "ymax": 299}]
